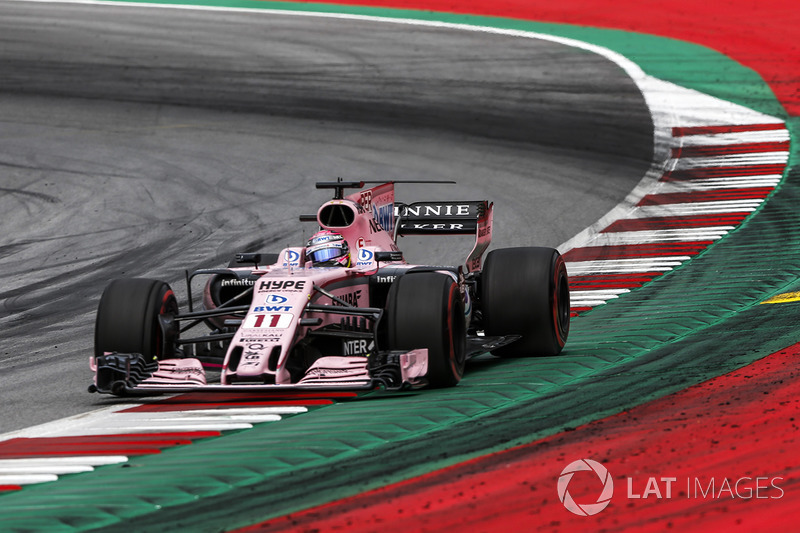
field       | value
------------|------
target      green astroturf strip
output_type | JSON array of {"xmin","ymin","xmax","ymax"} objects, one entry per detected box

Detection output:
[{"xmin": 1, "ymin": 3, "xmax": 796, "ymax": 531}]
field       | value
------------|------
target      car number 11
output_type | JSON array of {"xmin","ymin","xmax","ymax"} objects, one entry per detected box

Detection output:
[{"xmin": 244, "ymin": 313, "xmax": 293, "ymax": 329}]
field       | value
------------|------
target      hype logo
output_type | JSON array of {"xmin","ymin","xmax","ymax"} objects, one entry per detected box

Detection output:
[{"xmin": 557, "ymin": 459, "xmax": 614, "ymax": 516}]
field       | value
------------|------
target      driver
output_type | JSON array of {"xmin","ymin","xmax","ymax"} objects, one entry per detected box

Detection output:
[{"xmin": 305, "ymin": 230, "xmax": 352, "ymax": 267}]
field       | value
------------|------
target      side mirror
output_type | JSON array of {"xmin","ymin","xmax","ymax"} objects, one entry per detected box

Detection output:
[
  {"xmin": 234, "ymin": 253, "xmax": 262, "ymax": 266},
  {"xmin": 375, "ymin": 251, "xmax": 403, "ymax": 263}
]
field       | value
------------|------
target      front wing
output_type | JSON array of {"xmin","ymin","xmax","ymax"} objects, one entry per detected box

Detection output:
[{"xmin": 89, "ymin": 349, "xmax": 429, "ymax": 396}]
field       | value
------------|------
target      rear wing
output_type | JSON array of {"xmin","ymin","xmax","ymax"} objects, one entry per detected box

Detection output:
[{"xmin": 395, "ymin": 201, "xmax": 493, "ymax": 272}]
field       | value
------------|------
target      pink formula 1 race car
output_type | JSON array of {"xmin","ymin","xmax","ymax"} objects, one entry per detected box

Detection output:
[{"xmin": 90, "ymin": 180, "xmax": 570, "ymax": 395}]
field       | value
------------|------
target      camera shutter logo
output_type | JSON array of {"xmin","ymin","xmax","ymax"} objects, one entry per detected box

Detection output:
[{"xmin": 557, "ymin": 459, "xmax": 614, "ymax": 516}]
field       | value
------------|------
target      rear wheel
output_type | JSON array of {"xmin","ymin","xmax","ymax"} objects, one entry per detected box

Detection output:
[
  {"xmin": 94, "ymin": 278, "xmax": 179, "ymax": 359},
  {"xmin": 386, "ymin": 273, "xmax": 466, "ymax": 387},
  {"xmin": 481, "ymin": 247, "xmax": 570, "ymax": 357}
]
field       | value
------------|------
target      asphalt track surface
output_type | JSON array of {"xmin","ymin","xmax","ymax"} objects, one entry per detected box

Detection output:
[{"xmin": 0, "ymin": 1, "xmax": 652, "ymax": 433}]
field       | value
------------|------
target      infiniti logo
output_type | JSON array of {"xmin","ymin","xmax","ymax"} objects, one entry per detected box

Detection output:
[{"xmin": 557, "ymin": 459, "xmax": 614, "ymax": 516}]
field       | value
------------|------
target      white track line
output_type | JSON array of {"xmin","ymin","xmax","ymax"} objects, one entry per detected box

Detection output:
[
  {"xmin": 582, "ymin": 228, "xmax": 731, "ymax": 245},
  {"xmin": 670, "ymin": 152, "xmax": 788, "ymax": 169},
  {"xmin": 654, "ymin": 177, "xmax": 781, "ymax": 192},
  {"xmin": 0, "ymin": 474, "xmax": 59, "ymax": 486},
  {"xmin": 678, "ymin": 130, "xmax": 790, "ymax": 145}
]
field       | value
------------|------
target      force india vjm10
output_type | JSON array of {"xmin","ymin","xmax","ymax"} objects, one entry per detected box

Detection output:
[{"xmin": 90, "ymin": 180, "xmax": 570, "ymax": 395}]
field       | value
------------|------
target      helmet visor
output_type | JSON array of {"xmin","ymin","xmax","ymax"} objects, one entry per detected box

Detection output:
[{"xmin": 307, "ymin": 245, "xmax": 345, "ymax": 264}]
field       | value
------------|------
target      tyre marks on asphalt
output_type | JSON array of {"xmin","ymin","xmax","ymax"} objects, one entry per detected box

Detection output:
[
  {"xmin": 0, "ymin": 392, "xmax": 355, "ymax": 493},
  {"xmin": 565, "ymin": 120, "xmax": 789, "ymax": 314}
]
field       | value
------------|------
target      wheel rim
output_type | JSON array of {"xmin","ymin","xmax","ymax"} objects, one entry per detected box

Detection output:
[
  {"xmin": 153, "ymin": 289, "xmax": 178, "ymax": 358},
  {"xmin": 553, "ymin": 259, "xmax": 570, "ymax": 345}
]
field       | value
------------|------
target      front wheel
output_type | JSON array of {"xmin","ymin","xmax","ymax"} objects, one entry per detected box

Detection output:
[
  {"xmin": 94, "ymin": 278, "xmax": 179, "ymax": 359},
  {"xmin": 481, "ymin": 247, "xmax": 570, "ymax": 357},
  {"xmin": 385, "ymin": 272, "xmax": 466, "ymax": 387}
]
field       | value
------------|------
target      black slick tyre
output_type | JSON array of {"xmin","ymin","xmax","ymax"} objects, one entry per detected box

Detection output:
[
  {"xmin": 94, "ymin": 278, "xmax": 179, "ymax": 359},
  {"xmin": 386, "ymin": 272, "xmax": 466, "ymax": 387},
  {"xmin": 481, "ymin": 247, "xmax": 570, "ymax": 357}
]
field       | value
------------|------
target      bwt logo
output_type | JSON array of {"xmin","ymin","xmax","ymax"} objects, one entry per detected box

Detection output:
[
  {"xmin": 283, "ymin": 250, "xmax": 300, "ymax": 264},
  {"xmin": 254, "ymin": 294, "xmax": 292, "ymax": 312},
  {"xmin": 557, "ymin": 459, "xmax": 614, "ymax": 516},
  {"xmin": 357, "ymin": 248, "xmax": 374, "ymax": 263}
]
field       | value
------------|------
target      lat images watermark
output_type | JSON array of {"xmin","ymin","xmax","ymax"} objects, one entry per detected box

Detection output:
[
  {"xmin": 557, "ymin": 459, "xmax": 614, "ymax": 516},
  {"xmin": 557, "ymin": 459, "xmax": 785, "ymax": 516}
]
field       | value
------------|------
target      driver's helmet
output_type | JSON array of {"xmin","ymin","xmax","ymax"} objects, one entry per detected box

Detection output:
[{"xmin": 305, "ymin": 230, "xmax": 351, "ymax": 267}]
